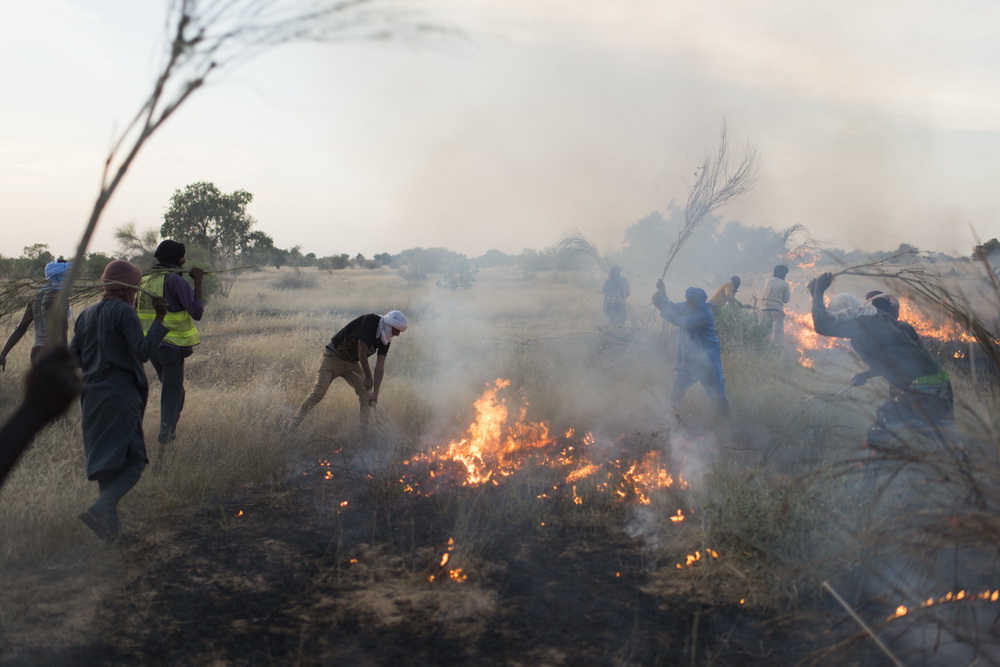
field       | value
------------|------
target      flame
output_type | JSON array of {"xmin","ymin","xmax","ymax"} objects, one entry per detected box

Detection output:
[
  {"xmin": 403, "ymin": 380, "xmax": 690, "ymax": 507},
  {"xmin": 428, "ymin": 537, "xmax": 468, "ymax": 583},
  {"xmin": 675, "ymin": 549, "xmax": 720, "ymax": 569},
  {"xmin": 887, "ymin": 589, "xmax": 1000, "ymax": 620},
  {"xmin": 235, "ymin": 510, "xmax": 243, "ymax": 517},
  {"xmin": 896, "ymin": 299, "xmax": 975, "ymax": 344}
]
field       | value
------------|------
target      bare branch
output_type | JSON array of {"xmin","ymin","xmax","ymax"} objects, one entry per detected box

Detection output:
[
  {"xmin": 46, "ymin": 0, "xmax": 446, "ymax": 347},
  {"xmin": 660, "ymin": 118, "xmax": 760, "ymax": 280}
]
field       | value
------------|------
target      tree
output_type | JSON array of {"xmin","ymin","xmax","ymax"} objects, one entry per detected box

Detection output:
[
  {"xmin": 51, "ymin": 1, "xmax": 439, "ymax": 341},
  {"xmin": 161, "ymin": 181, "xmax": 274, "ymax": 266},
  {"xmin": 115, "ymin": 222, "xmax": 160, "ymax": 263}
]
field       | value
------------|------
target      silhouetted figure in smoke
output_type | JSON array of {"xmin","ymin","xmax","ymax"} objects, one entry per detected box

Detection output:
[
  {"xmin": 0, "ymin": 346, "xmax": 82, "ymax": 488},
  {"xmin": 601, "ymin": 265, "xmax": 630, "ymax": 326},
  {"xmin": 809, "ymin": 272, "xmax": 954, "ymax": 450},
  {"xmin": 652, "ymin": 281, "xmax": 730, "ymax": 416},
  {"xmin": 761, "ymin": 265, "xmax": 790, "ymax": 344}
]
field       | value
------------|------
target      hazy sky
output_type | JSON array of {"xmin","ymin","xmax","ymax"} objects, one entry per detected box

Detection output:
[{"xmin": 2, "ymin": 0, "xmax": 998, "ymax": 260}]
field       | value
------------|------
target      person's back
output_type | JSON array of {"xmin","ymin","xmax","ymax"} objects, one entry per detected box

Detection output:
[{"xmin": 762, "ymin": 276, "xmax": 790, "ymax": 310}]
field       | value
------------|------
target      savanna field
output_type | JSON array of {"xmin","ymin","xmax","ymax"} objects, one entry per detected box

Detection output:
[{"xmin": 1, "ymin": 264, "xmax": 1000, "ymax": 666}]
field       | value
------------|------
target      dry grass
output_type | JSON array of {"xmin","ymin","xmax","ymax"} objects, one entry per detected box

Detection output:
[{"xmin": 2, "ymin": 262, "xmax": 999, "ymax": 662}]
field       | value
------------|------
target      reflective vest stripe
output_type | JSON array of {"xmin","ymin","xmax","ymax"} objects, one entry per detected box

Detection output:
[{"xmin": 137, "ymin": 273, "xmax": 200, "ymax": 347}]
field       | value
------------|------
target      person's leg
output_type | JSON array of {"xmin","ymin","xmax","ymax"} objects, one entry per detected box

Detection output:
[
  {"xmin": 702, "ymin": 361, "xmax": 730, "ymax": 416},
  {"xmin": 290, "ymin": 349, "xmax": 338, "ymax": 428},
  {"xmin": 769, "ymin": 311, "xmax": 785, "ymax": 345},
  {"xmin": 340, "ymin": 361, "xmax": 371, "ymax": 438},
  {"xmin": 669, "ymin": 369, "xmax": 696, "ymax": 412},
  {"xmin": 83, "ymin": 446, "xmax": 146, "ymax": 540},
  {"xmin": 155, "ymin": 347, "xmax": 186, "ymax": 444}
]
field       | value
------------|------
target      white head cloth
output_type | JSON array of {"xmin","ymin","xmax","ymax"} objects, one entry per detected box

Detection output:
[
  {"xmin": 378, "ymin": 310, "xmax": 408, "ymax": 345},
  {"xmin": 827, "ymin": 293, "xmax": 877, "ymax": 321}
]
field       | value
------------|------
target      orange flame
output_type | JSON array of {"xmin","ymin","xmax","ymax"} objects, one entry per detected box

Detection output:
[
  {"xmin": 887, "ymin": 589, "xmax": 1000, "ymax": 620},
  {"xmin": 404, "ymin": 380, "xmax": 690, "ymax": 508}
]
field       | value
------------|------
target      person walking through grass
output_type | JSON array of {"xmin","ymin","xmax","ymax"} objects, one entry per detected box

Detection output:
[
  {"xmin": 289, "ymin": 310, "xmax": 408, "ymax": 439},
  {"xmin": 136, "ymin": 240, "xmax": 205, "ymax": 448},
  {"xmin": 760, "ymin": 265, "xmax": 790, "ymax": 345},
  {"xmin": 72, "ymin": 260, "xmax": 167, "ymax": 542},
  {"xmin": 652, "ymin": 281, "xmax": 730, "ymax": 416},
  {"xmin": 0, "ymin": 259, "xmax": 71, "ymax": 371}
]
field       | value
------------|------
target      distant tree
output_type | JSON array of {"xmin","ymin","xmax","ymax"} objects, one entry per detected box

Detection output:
[
  {"xmin": 974, "ymin": 238, "xmax": 1000, "ymax": 261},
  {"xmin": 114, "ymin": 222, "xmax": 160, "ymax": 263},
  {"xmin": 22, "ymin": 244, "xmax": 53, "ymax": 262},
  {"xmin": 475, "ymin": 249, "xmax": 515, "ymax": 268},
  {"xmin": 81, "ymin": 252, "xmax": 116, "ymax": 277},
  {"xmin": 437, "ymin": 256, "xmax": 478, "ymax": 290},
  {"xmin": 395, "ymin": 247, "xmax": 461, "ymax": 280},
  {"xmin": 373, "ymin": 252, "xmax": 394, "ymax": 267},
  {"xmin": 160, "ymin": 181, "xmax": 274, "ymax": 266}
]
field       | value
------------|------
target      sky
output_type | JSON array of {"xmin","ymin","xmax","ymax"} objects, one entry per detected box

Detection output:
[{"xmin": 1, "ymin": 0, "xmax": 999, "ymax": 261}]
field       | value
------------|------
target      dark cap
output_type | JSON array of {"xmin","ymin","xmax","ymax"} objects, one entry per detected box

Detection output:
[{"xmin": 154, "ymin": 240, "xmax": 186, "ymax": 264}]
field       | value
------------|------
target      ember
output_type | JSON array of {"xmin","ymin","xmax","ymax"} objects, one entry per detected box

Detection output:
[{"xmin": 887, "ymin": 589, "xmax": 1000, "ymax": 620}]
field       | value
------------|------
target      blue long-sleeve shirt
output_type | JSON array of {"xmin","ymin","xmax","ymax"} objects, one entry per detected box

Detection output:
[{"xmin": 658, "ymin": 300, "xmax": 721, "ymax": 372}]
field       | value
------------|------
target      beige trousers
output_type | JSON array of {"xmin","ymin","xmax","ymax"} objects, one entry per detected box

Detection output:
[{"xmin": 295, "ymin": 348, "xmax": 370, "ymax": 430}]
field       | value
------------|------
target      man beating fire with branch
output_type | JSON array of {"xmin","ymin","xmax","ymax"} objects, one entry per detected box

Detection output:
[
  {"xmin": 809, "ymin": 272, "xmax": 955, "ymax": 449},
  {"xmin": 288, "ymin": 310, "xmax": 408, "ymax": 439},
  {"xmin": 653, "ymin": 281, "xmax": 730, "ymax": 416}
]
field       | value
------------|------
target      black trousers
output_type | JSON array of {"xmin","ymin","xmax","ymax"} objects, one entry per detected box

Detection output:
[{"xmin": 151, "ymin": 346, "xmax": 187, "ymax": 443}]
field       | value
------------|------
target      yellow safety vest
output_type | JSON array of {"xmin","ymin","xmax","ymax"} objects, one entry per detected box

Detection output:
[{"xmin": 137, "ymin": 273, "xmax": 200, "ymax": 347}]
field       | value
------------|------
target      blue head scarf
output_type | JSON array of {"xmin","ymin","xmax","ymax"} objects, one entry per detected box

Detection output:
[
  {"xmin": 44, "ymin": 261, "xmax": 71, "ymax": 287},
  {"xmin": 684, "ymin": 287, "xmax": 708, "ymax": 304}
]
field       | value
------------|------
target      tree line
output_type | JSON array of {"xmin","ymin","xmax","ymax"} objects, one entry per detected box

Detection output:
[{"xmin": 0, "ymin": 180, "xmax": 981, "ymax": 291}]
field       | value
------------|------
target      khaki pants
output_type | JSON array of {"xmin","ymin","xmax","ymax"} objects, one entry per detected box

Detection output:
[
  {"xmin": 764, "ymin": 309, "xmax": 785, "ymax": 345},
  {"xmin": 294, "ymin": 348, "xmax": 370, "ymax": 431}
]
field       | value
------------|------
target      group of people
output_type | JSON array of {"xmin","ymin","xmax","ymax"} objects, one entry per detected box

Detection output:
[
  {"xmin": 608, "ymin": 264, "xmax": 792, "ymax": 418},
  {"xmin": 0, "ymin": 245, "xmax": 960, "ymax": 539},
  {"xmin": 609, "ymin": 263, "xmax": 953, "ymax": 451},
  {"xmin": 0, "ymin": 240, "xmax": 408, "ymax": 542}
]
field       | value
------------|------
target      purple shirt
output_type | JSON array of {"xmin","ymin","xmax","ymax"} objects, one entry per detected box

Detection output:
[{"xmin": 161, "ymin": 272, "xmax": 204, "ymax": 353}]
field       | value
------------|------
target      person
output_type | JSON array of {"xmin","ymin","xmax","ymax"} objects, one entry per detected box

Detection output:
[
  {"xmin": 0, "ymin": 346, "xmax": 82, "ymax": 487},
  {"xmin": 865, "ymin": 290, "xmax": 922, "ymax": 347},
  {"xmin": 72, "ymin": 260, "xmax": 168, "ymax": 542},
  {"xmin": 709, "ymin": 276, "xmax": 744, "ymax": 309},
  {"xmin": 652, "ymin": 281, "xmax": 730, "ymax": 415},
  {"xmin": 289, "ymin": 310, "xmax": 408, "ymax": 437},
  {"xmin": 809, "ymin": 272, "xmax": 954, "ymax": 448},
  {"xmin": 136, "ymin": 240, "xmax": 205, "ymax": 446},
  {"xmin": 761, "ymin": 265, "xmax": 791, "ymax": 344},
  {"xmin": 601, "ymin": 265, "xmax": 630, "ymax": 326},
  {"xmin": 0, "ymin": 259, "xmax": 71, "ymax": 371}
]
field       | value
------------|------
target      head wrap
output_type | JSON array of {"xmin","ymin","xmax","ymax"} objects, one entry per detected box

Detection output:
[
  {"xmin": 827, "ymin": 293, "xmax": 877, "ymax": 321},
  {"xmin": 610, "ymin": 265, "xmax": 621, "ymax": 277},
  {"xmin": 773, "ymin": 265, "xmax": 789, "ymax": 279},
  {"xmin": 684, "ymin": 287, "xmax": 708, "ymax": 304},
  {"xmin": 44, "ymin": 260, "xmax": 71, "ymax": 286},
  {"xmin": 101, "ymin": 260, "xmax": 143, "ymax": 304},
  {"xmin": 377, "ymin": 310, "xmax": 408, "ymax": 345},
  {"xmin": 865, "ymin": 290, "xmax": 900, "ymax": 319},
  {"xmin": 730, "ymin": 276, "xmax": 741, "ymax": 289},
  {"xmin": 154, "ymin": 240, "xmax": 186, "ymax": 265}
]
